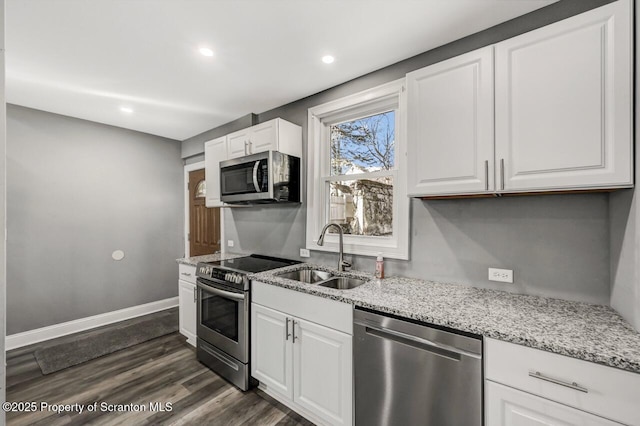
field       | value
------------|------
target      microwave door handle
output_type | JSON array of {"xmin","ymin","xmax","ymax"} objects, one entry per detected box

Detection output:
[{"xmin": 252, "ymin": 161, "xmax": 261, "ymax": 192}]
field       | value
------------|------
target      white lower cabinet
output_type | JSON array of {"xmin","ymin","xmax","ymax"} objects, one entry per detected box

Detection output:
[
  {"xmin": 485, "ymin": 338, "xmax": 640, "ymax": 426},
  {"xmin": 178, "ymin": 279, "xmax": 197, "ymax": 346},
  {"xmin": 252, "ymin": 304, "xmax": 293, "ymax": 398},
  {"xmin": 251, "ymin": 281, "xmax": 353, "ymax": 426},
  {"xmin": 178, "ymin": 264, "xmax": 197, "ymax": 347},
  {"xmin": 293, "ymin": 317, "xmax": 352, "ymax": 425},
  {"xmin": 486, "ymin": 381, "xmax": 621, "ymax": 426}
]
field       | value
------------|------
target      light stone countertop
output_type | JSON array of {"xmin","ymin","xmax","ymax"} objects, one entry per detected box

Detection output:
[
  {"xmin": 249, "ymin": 263, "xmax": 640, "ymax": 374},
  {"xmin": 176, "ymin": 252, "xmax": 244, "ymax": 266}
]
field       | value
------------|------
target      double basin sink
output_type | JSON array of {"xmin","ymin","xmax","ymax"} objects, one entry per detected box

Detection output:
[{"xmin": 276, "ymin": 267, "xmax": 367, "ymax": 290}]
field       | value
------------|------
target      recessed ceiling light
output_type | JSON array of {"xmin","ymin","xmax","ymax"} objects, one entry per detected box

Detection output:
[
  {"xmin": 199, "ymin": 47, "xmax": 214, "ymax": 57},
  {"xmin": 120, "ymin": 107, "xmax": 133, "ymax": 113},
  {"xmin": 322, "ymin": 55, "xmax": 335, "ymax": 64}
]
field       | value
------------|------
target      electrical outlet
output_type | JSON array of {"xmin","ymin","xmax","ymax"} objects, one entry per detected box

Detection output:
[
  {"xmin": 227, "ymin": 240, "xmax": 235, "ymax": 248},
  {"xmin": 300, "ymin": 248, "xmax": 311, "ymax": 258},
  {"xmin": 488, "ymin": 267, "xmax": 513, "ymax": 283}
]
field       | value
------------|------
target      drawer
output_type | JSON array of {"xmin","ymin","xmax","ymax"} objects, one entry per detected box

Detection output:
[
  {"xmin": 178, "ymin": 264, "xmax": 197, "ymax": 284},
  {"xmin": 485, "ymin": 338, "xmax": 640, "ymax": 425},
  {"xmin": 252, "ymin": 281, "xmax": 353, "ymax": 335},
  {"xmin": 486, "ymin": 381, "xmax": 621, "ymax": 426}
]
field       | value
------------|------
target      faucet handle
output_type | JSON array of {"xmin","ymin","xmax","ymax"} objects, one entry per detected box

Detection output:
[{"xmin": 340, "ymin": 259, "xmax": 352, "ymax": 271}]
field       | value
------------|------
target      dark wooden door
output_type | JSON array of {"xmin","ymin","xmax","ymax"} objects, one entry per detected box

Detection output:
[{"xmin": 189, "ymin": 169, "xmax": 221, "ymax": 256}]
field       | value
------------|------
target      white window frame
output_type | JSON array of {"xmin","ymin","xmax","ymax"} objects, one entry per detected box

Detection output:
[{"xmin": 306, "ymin": 79, "xmax": 409, "ymax": 260}]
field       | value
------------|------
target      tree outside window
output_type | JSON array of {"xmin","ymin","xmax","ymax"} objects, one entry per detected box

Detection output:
[{"xmin": 328, "ymin": 111, "xmax": 395, "ymax": 237}]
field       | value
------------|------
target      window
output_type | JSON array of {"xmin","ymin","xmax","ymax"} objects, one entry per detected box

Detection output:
[
  {"xmin": 307, "ymin": 79, "xmax": 409, "ymax": 259},
  {"xmin": 195, "ymin": 180, "xmax": 206, "ymax": 198}
]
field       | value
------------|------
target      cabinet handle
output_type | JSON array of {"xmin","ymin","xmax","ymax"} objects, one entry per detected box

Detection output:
[
  {"xmin": 500, "ymin": 158, "xmax": 505, "ymax": 190},
  {"xmin": 193, "ymin": 287, "xmax": 197, "ymax": 303},
  {"xmin": 244, "ymin": 141, "xmax": 248, "ymax": 155},
  {"xmin": 248, "ymin": 140, "xmax": 253, "ymax": 154},
  {"xmin": 181, "ymin": 272, "xmax": 192, "ymax": 276},
  {"xmin": 484, "ymin": 160, "xmax": 489, "ymax": 191},
  {"xmin": 292, "ymin": 320, "xmax": 297, "ymax": 343},
  {"xmin": 528, "ymin": 371, "xmax": 588, "ymax": 393},
  {"xmin": 285, "ymin": 317, "xmax": 291, "ymax": 341}
]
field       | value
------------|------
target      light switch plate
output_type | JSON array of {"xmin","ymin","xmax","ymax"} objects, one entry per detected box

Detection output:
[
  {"xmin": 300, "ymin": 248, "xmax": 311, "ymax": 258},
  {"xmin": 227, "ymin": 240, "xmax": 235, "ymax": 248},
  {"xmin": 489, "ymin": 267, "xmax": 513, "ymax": 283}
]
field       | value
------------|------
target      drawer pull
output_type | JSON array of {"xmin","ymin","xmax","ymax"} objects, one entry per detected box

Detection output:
[
  {"xmin": 529, "ymin": 371, "xmax": 588, "ymax": 393},
  {"xmin": 181, "ymin": 272, "xmax": 192, "ymax": 276}
]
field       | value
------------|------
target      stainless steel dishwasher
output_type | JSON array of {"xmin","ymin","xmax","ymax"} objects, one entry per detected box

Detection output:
[{"xmin": 354, "ymin": 308, "xmax": 483, "ymax": 425}]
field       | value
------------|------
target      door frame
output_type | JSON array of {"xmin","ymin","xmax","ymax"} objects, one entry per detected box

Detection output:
[{"xmin": 184, "ymin": 161, "xmax": 225, "ymax": 257}]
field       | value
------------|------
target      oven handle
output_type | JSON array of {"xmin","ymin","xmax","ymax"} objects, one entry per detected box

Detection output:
[
  {"xmin": 252, "ymin": 161, "xmax": 261, "ymax": 193},
  {"xmin": 197, "ymin": 282, "xmax": 246, "ymax": 301}
]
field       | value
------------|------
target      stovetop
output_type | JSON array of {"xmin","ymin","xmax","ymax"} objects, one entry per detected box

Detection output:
[
  {"xmin": 211, "ymin": 254, "xmax": 300, "ymax": 273},
  {"xmin": 196, "ymin": 254, "xmax": 300, "ymax": 291}
]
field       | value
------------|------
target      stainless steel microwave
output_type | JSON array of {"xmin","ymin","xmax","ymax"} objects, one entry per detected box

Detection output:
[{"xmin": 220, "ymin": 151, "xmax": 300, "ymax": 204}]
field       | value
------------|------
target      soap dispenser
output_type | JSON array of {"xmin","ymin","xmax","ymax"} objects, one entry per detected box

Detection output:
[{"xmin": 375, "ymin": 253, "xmax": 385, "ymax": 279}]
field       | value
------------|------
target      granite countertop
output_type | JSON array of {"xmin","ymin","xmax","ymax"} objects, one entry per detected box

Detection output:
[
  {"xmin": 176, "ymin": 252, "xmax": 244, "ymax": 266},
  {"xmin": 250, "ymin": 263, "xmax": 640, "ymax": 374}
]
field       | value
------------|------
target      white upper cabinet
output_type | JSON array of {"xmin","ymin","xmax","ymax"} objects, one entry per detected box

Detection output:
[
  {"xmin": 204, "ymin": 136, "xmax": 227, "ymax": 207},
  {"xmin": 495, "ymin": 0, "xmax": 632, "ymax": 192},
  {"xmin": 226, "ymin": 118, "xmax": 302, "ymax": 159},
  {"xmin": 407, "ymin": 46, "xmax": 495, "ymax": 196},
  {"xmin": 249, "ymin": 120, "xmax": 279, "ymax": 153},
  {"xmin": 227, "ymin": 130, "xmax": 249, "ymax": 159},
  {"xmin": 406, "ymin": 0, "xmax": 632, "ymax": 197}
]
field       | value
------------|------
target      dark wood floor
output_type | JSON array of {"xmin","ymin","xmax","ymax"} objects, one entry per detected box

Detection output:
[{"xmin": 6, "ymin": 318, "xmax": 314, "ymax": 425}]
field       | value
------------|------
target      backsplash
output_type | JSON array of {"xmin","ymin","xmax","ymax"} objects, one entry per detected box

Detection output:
[{"xmin": 225, "ymin": 193, "xmax": 610, "ymax": 304}]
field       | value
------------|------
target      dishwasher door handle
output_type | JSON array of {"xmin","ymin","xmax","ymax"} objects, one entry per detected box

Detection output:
[{"xmin": 359, "ymin": 322, "xmax": 481, "ymax": 360}]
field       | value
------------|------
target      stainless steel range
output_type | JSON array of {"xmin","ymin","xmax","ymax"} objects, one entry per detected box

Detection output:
[{"xmin": 195, "ymin": 254, "xmax": 299, "ymax": 391}]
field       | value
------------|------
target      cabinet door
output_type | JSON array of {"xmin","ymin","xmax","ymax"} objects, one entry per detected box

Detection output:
[
  {"xmin": 407, "ymin": 46, "xmax": 494, "ymax": 196},
  {"xmin": 248, "ymin": 119, "xmax": 278, "ymax": 154},
  {"xmin": 251, "ymin": 303, "xmax": 293, "ymax": 399},
  {"xmin": 227, "ymin": 129, "xmax": 249, "ymax": 159},
  {"xmin": 204, "ymin": 136, "xmax": 227, "ymax": 207},
  {"xmin": 293, "ymin": 318, "xmax": 352, "ymax": 426},
  {"xmin": 495, "ymin": 0, "xmax": 632, "ymax": 192},
  {"xmin": 486, "ymin": 381, "xmax": 621, "ymax": 426},
  {"xmin": 178, "ymin": 280, "xmax": 197, "ymax": 346}
]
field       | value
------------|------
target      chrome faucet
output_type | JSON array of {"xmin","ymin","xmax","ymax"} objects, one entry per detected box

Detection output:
[{"xmin": 317, "ymin": 223, "xmax": 352, "ymax": 272}]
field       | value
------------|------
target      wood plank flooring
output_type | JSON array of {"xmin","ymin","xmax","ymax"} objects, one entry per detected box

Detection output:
[{"xmin": 6, "ymin": 318, "xmax": 314, "ymax": 425}]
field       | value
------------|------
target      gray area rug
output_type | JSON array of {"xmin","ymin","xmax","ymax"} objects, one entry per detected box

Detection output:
[{"xmin": 34, "ymin": 309, "xmax": 179, "ymax": 374}]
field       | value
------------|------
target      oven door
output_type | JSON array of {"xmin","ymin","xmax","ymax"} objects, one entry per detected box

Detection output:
[{"xmin": 196, "ymin": 278, "xmax": 248, "ymax": 363}]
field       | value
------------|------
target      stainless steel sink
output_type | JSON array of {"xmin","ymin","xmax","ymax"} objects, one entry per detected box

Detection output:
[
  {"xmin": 319, "ymin": 277, "xmax": 367, "ymax": 290},
  {"xmin": 276, "ymin": 268, "xmax": 333, "ymax": 284}
]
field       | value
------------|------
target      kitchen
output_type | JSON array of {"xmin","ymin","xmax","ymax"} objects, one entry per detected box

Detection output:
[{"xmin": 1, "ymin": 0, "xmax": 640, "ymax": 425}]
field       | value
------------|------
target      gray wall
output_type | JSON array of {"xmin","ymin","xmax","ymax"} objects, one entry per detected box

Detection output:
[
  {"xmin": 6, "ymin": 105, "xmax": 184, "ymax": 335},
  {"xmin": 182, "ymin": 113, "xmax": 256, "ymax": 159},
  {"xmin": 609, "ymin": 1, "xmax": 640, "ymax": 330},
  {"xmin": 183, "ymin": 0, "xmax": 619, "ymax": 305}
]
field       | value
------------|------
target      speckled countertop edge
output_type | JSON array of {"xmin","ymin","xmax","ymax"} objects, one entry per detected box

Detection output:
[
  {"xmin": 176, "ymin": 252, "xmax": 244, "ymax": 266},
  {"xmin": 249, "ymin": 263, "xmax": 640, "ymax": 374}
]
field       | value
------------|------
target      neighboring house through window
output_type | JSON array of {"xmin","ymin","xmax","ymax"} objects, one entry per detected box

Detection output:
[{"xmin": 306, "ymin": 79, "xmax": 409, "ymax": 260}]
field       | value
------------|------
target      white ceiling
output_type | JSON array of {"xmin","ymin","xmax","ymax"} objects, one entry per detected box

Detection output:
[{"xmin": 6, "ymin": 0, "xmax": 557, "ymax": 141}]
